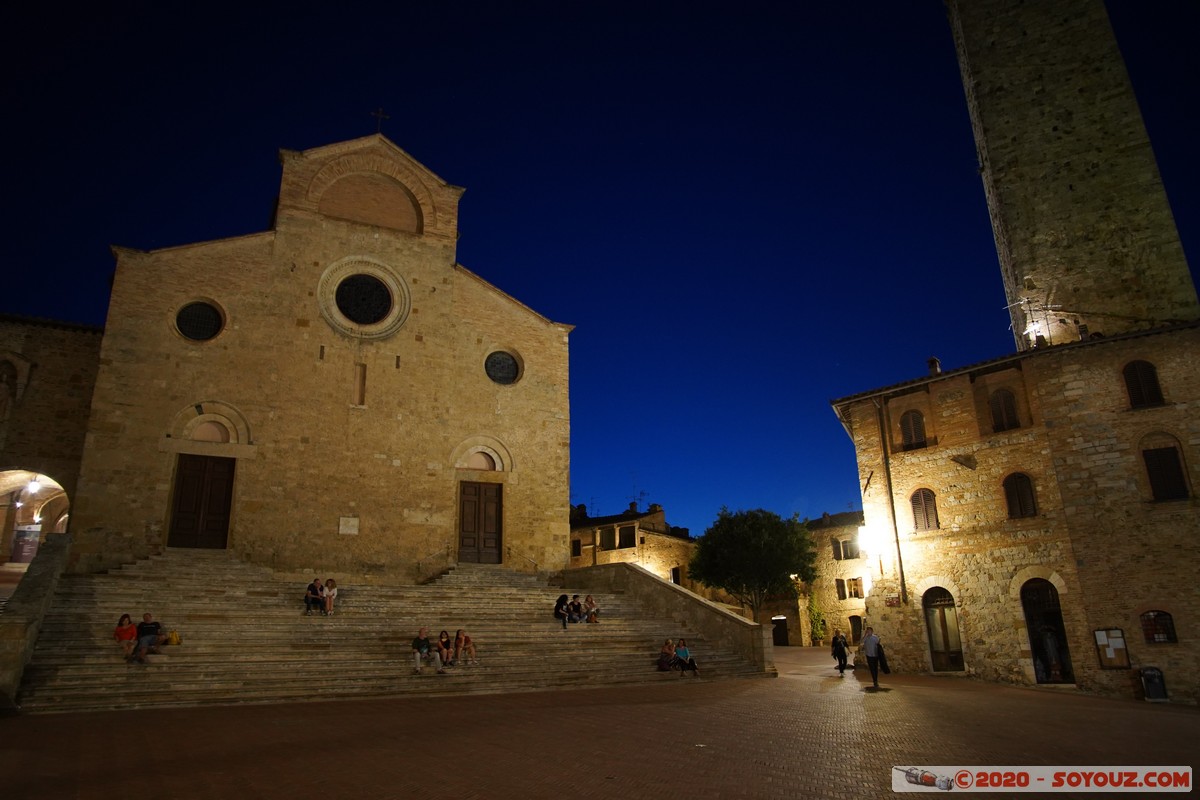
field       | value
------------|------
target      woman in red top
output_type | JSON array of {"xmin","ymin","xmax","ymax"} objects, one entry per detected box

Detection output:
[{"xmin": 113, "ymin": 613, "xmax": 138, "ymax": 658}]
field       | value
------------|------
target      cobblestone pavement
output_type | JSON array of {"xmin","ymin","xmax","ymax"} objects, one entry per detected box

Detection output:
[{"xmin": 3, "ymin": 647, "xmax": 1196, "ymax": 799}]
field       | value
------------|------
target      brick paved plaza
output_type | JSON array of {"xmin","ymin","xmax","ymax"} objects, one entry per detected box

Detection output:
[{"xmin": 3, "ymin": 647, "xmax": 1196, "ymax": 799}]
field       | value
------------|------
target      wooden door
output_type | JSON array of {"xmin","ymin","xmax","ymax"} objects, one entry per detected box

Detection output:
[
  {"xmin": 168, "ymin": 454, "xmax": 235, "ymax": 549},
  {"xmin": 458, "ymin": 482, "xmax": 502, "ymax": 564},
  {"xmin": 923, "ymin": 587, "xmax": 965, "ymax": 671}
]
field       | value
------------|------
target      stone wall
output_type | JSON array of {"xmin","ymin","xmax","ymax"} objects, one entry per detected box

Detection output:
[
  {"xmin": 946, "ymin": 0, "xmax": 1199, "ymax": 348},
  {"xmin": 568, "ymin": 560, "xmax": 775, "ymax": 673},
  {"xmin": 834, "ymin": 325, "xmax": 1200, "ymax": 702},
  {"xmin": 0, "ymin": 316, "xmax": 102, "ymax": 499},
  {"xmin": 67, "ymin": 135, "xmax": 572, "ymax": 578}
]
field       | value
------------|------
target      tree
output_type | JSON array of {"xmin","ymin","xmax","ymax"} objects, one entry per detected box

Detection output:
[{"xmin": 688, "ymin": 507, "xmax": 818, "ymax": 618}]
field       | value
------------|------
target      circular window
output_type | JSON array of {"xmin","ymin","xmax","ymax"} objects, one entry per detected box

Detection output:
[
  {"xmin": 317, "ymin": 257, "xmax": 411, "ymax": 340},
  {"xmin": 335, "ymin": 274, "xmax": 392, "ymax": 324},
  {"xmin": 485, "ymin": 351, "xmax": 521, "ymax": 385},
  {"xmin": 175, "ymin": 302, "xmax": 224, "ymax": 341}
]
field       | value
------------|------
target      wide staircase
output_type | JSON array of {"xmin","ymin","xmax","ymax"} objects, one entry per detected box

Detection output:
[{"xmin": 16, "ymin": 549, "xmax": 767, "ymax": 713}]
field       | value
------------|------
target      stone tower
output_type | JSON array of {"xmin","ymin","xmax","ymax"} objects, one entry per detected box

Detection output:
[{"xmin": 946, "ymin": 1, "xmax": 1199, "ymax": 349}]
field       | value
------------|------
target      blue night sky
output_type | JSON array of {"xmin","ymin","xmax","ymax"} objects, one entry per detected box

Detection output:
[{"xmin": 2, "ymin": 2, "xmax": 1197, "ymax": 538}]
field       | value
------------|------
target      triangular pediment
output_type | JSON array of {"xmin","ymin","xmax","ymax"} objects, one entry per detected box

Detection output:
[{"xmin": 276, "ymin": 134, "xmax": 463, "ymax": 240}]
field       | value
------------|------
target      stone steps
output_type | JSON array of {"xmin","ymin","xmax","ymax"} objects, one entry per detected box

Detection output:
[{"xmin": 17, "ymin": 550, "xmax": 765, "ymax": 713}]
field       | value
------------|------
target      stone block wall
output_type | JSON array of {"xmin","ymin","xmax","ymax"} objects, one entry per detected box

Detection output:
[
  {"xmin": 834, "ymin": 325, "xmax": 1200, "ymax": 702},
  {"xmin": 0, "ymin": 316, "xmax": 102, "ymax": 498},
  {"xmin": 946, "ymin": 0, "xmax": 1198, "ymax": 347},
  {"xmin": 68, "ymin": 136, "xmax": 572, "ymax": 578}
]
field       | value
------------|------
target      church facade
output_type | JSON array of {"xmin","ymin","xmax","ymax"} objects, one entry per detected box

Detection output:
[
  {"xmin": 56, "ymin": 135, "xmax": 572, "ymax": 578},
  {"xmin": 831, "ymin": 1, "xmax": 1200, "ymax": 702}
]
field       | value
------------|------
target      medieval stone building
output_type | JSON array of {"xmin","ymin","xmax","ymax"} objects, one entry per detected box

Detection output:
[
  {"xmin": 4, "ymin": 135, "xmax": 573, "ymax": 580},
  {"xmin": 831, "ymin": 1, "xmax": 1199, "ymax": 702},
  {"xmin": 569, "ymin": 503, "xmax": 700, "ymax": 589},
  {"xmin": 806, "ymin": 511, "xmax": 867, "ymax": 645}
]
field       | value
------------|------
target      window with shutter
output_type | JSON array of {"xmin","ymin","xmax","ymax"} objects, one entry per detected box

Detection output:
[
  {"xmin": 990, "ymin": 389, "xmax": 1020, "ymax": 432},
  {"xmin": 911, "ymin": 488, "xmax": 939, "ymax": 531},
  {"xmin": 1124, "ymin": 360, "xmax": 1164, "ymax": 408},
  {"xmin": 618, "ymin": 525, "xmax": 636, "ymax": 548},
  {"xmin": 599, "ymin": 527, "xmax": 616, "ymax": 550},
  {"xmin": 1143, "ymin": 446, "xmax": 1189, "ymax": 501},
  {"xmin": 1003, "ymin": 472, "xmax": 1037, "ymax": 518},
  {"xmin": 900, "ymin": 410, "xmax": 927, "ymax": 451},
  {"xmin": 831, "ymin": 538, "xmax": 843, "ymax": 560},
  {"xmin": 835, "ymin": 579, "xmax": 847, "ymax": 600}
]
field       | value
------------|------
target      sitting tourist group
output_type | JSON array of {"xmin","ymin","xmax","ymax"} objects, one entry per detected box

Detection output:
[
  {"xmin": 411, "ymin": 626, "xmax": 480, "ymax": 675},
  {"xmin": 303, "ymin": 577, "xmax": 338, "ymax": 616},
  {"xmin": 553, "ymin": 593, "xmax": 601, "ymax": 628},
  {"xmin": 656, "ymin": 637, "xmax": 699, "ymax": 676}
]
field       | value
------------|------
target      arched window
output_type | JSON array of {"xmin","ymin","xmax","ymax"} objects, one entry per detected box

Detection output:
[
  {"xmin": 1139, "ymin": 610, "xmax": 1177, "ymax": 644},
  {"xmin": 989, "ymin": 388, "xmax": 1020, "ymax": 432},
  {"xmin": 1124, "ymin": 360, "xmax": 1164, "ymax": 408},
  {"xmin": 900, "ymin": 410, "xmax": 927, "ymax": 451},
  {"xmin": 1003, "ymin": 472, "xmax": 1037, "ymax": 518},
  {"xmin": 911, "ymin": 488, "xmax": 939, "ymax": 531},
  {"xmin": 1140, "ymin": 433, "xmax": 1190, "ymax": 501}
]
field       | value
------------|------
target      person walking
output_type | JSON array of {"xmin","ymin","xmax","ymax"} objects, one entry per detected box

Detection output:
[
  {"xmin": 861, "ymin": 626, "xmax": 882, "ymax": 688},
  {"xmin": 831, "ymin": 628, "xmax": 849, "ymax": 675}
]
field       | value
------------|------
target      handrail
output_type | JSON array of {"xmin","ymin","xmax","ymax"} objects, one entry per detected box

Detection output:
[
  {"xmin": 414, "ymin": 545, "xmax": 451, "ymax": 581},
  {"xmin": 504, "ymin": 544, "xmax": 537, "ymax": 571}
]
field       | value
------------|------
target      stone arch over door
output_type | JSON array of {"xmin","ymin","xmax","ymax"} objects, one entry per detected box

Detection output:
[
  {"xmin": 1019, "ymin": 577, "xmax": 1075, "ymax": 684},
  {"xmin": 163, "ymin": 401, "xmax": 256, "ymax": 550},
  {"xmin": 451, "ymin": 437, "xmax": 511, "ymax": 565},
  {"xmin": 922, "ymin": 586, "xmax": 965, "ymax": 672}
]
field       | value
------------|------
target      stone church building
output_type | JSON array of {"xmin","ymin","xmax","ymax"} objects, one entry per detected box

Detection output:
[
  {"xmin": 4, "ymin": 135, "xmax": 572, "ymax": 580},
  {"xmin": 832, "ymin": 1, "xmax": 1200, "ymax": 702}
]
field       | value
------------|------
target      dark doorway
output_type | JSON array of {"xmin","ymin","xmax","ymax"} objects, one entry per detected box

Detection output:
[
  {"xmin": 772, "ymin": 616, "xmax": 790, "ymax": 646},
  {"xmin": 849, "ymin": 615, "xmax": 863, "ymax": 644},
  {"xmin": 458, "ymin": 482, "xmax": 502, "ymax": 564},
  {"xmin": 923, "ymin": 587, "xmax": 965, "ymax": 671},
  {"xmin": 1021, "ymin": 578, "xmax": 1074, "ymax": 684},
  {"xmin": 168, "ymin": 454, "xmax": 235, "ymax": 548}
]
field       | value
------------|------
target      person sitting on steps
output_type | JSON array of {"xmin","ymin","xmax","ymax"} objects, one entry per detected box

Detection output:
[
  {"xmin": 455, "ymin": 629, "xmax": 478, "ymax": 665},
  {"xmin": 436, "ymin": 630, "xmax": 456, "ymax": 666},
  {"xmin": 114, "ymin": 613, "xmax": 138, "ymax": 659},
  {"xmin": 133, "ymin": 612, "xmax": 167, "ymax": 664},
  {"xmin": 303, "ymin": 577, "xmax": 323, "ymax": 615},
  {"xmin": 568, "ymin": 594, "xmax": 585, "ymax": 623},
  {"xmin": 412, "ymin": 627, "xmax": 446, "ymax": 675},
  {"xmin": 673, "ymin": 638, "xmax": 699, "ymax": 676},
  {"xmin": 322, "ymin": 578, "xmax": 337, "ymax": 616},
  {"xmin": 658, "ymin": 638, "xmax": 675, "ymax": 671},
  {"xmin": 582, "ymin": 594, "xmax": 600, "ymax": 623},
  {"xmin": 554, "ymin": 594, "xmax": 570, "ymax": 629}
]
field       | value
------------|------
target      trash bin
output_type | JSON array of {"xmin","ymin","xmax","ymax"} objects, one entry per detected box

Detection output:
[{"xmin": 1140, "ymin": 666, "xmax": 1168, "ymax": 702}]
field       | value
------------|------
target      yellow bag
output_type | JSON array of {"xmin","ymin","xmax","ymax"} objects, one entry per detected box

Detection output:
[{"xmin": 166, "ymin": 630, "xmax": 182, "ymax": 646}]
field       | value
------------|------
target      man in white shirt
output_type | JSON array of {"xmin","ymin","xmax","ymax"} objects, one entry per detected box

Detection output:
[{"xmin": 861, "ymin": 626, "xmax": 882, "ymax": 688}]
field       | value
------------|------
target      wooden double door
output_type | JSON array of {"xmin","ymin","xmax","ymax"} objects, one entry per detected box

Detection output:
[
  {"xmin": 168, "ymin": 454, "xmax": 235, "ymax": 549},
  {"xmin": 458, "ymin": 482, "xmax": 502, "ymax": 563}
]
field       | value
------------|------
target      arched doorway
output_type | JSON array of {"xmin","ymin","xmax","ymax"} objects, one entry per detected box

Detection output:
[
  {"xmin": 848, "ymin": 615, "xmax": 863, "ymax": 644},
  {"xmin": 1, "ymin": 470, "xmax": 69, "ymax": 563},
  {"xmin": 1021, "ymin": 578, "xmax": 1074, "ymax": 684},
  {"xmin": 923, "ymin": 587, "xmax": 964, "ymax": 671},
  {"xmin": 771, "ymin": 615, "xmax": 789, "ymax": 646}
]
